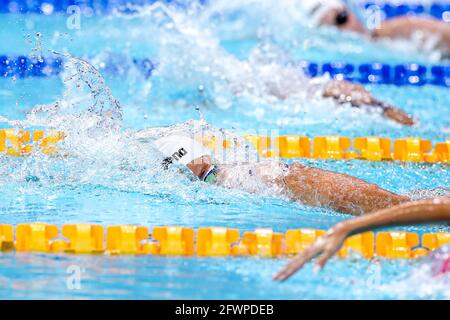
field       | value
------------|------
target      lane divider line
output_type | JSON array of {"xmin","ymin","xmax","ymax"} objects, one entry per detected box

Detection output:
[
  {"xmin": 2, "ymin": 223, "xmax": 450, "ymax": 259},
  {"xmin": 1, "ymin": 129, "xmax": 449, "ymax": 163},
  {"xmin": 1, "ymin": 55, "xmax": 449, "ymax": 87}
]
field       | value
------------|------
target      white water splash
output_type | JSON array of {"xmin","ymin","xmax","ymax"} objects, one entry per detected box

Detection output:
[{"xmin": 377, "ymin": 246, "xmax": 450, "ymax": 299}]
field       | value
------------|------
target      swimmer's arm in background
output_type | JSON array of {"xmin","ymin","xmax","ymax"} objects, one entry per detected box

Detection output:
[
  {"xmin": 273, "ymin": 197, "xmax": 450, "ymax": 281},
  {"xmin": 372, "ymin": 17, "xmax": 450, "ymax": 50},
  {"xmin": 323, "ymin": 80, "xmax": 416, "ymax": 126},
  {"xmin": 284, "ymin": 162, "xmax": 409, "ymax": 215}
]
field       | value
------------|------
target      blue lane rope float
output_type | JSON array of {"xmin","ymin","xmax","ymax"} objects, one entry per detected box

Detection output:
[
  {"xmin": 0, "ymin": 55, "xmax": 157, "ymax": 79},
  {"xmin": 299, "ymin": 61, "xmax": 450, "ymax": 87},
  {"xmin": 0, "ymin": 55, "xmax": 63, "ymax": 77},
  {"xmin": 1, "ymin": 55, "xmax": 449, "ymax": 87},
  {"xmin": 0, "ymin": 0, "xmax": 208, "ymax": 14},
  {"xmin": 0, "ymin": 0, "xmax": 449, "ymax": 22}
]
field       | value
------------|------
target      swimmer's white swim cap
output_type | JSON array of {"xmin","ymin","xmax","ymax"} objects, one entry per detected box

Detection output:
[
  {"xmin": 303, "ymin": 0, "xmax": 345, "ymax": 24},
  {"xmin": 154, "ymin": 135, "xmax": 211, "ymax": 166}
]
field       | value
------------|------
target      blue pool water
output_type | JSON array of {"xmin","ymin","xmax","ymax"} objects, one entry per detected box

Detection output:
[{"xmin": 0, "ymin": 0, "xmax": 450, "ymax": 299}]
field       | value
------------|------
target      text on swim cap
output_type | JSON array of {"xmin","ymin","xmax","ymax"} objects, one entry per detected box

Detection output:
[{"xmin": 162, "ymin": 148, "xmax": 188, "ymax": 169}]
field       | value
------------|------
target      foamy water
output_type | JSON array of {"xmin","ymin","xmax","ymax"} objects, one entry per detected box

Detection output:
[{"xmin": 0, "ymin": 0, "xmax": 449, "ymax": 299}]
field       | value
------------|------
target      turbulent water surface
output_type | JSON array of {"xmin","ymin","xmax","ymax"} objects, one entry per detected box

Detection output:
[{"xmin": 0, "ymin": 0, "xmax": 449, "ymax": 299}]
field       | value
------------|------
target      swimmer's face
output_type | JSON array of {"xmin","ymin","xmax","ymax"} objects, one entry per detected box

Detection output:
[
  {"xmin": 319, "ymin": 7, "xmax": 367, "ymax": 34},
  {"xmin": 187, "ymin": 155, "xmax": 213, "ymax": 180}
]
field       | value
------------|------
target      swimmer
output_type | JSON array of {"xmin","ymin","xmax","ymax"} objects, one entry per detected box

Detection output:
[
  {"xmin": 222, "ymin": 56, "xmax": 415, "ymax": 126},
  {"xmin": 218, "ymin": 39, "xmax": 416, "ymax": 126},
  {"xmin": 321, "ymin": 80, "xmax": 415, "ymax": 126},
  {"xmin": 261, "ymin": 68, "xmax": 416, "ymax": 126},
  {"xmin": 240, "ymin": 71, "xmax": 415, "ymax": 125},
  {"xmin": 305, "ymin": 0, "xmax": 450, "ymax": 54},
  {"xmin": 152, "ymin": 134, "xmax": 409, "ymax": 216},
  {"xmin": 274, "ymin": 196, "xmax": 450, "ymax": 281}
]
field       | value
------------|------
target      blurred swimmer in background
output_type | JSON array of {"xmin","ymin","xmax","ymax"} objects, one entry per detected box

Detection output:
[
  {"xmin": 215, "ymin": 44, "xmax": 416, "ymax": 126},
  {"xmin": 319, "ymin": 80, "xmax": 415, "ymax": 125},
  {"xmin": 305, "ymin": 0, "xmax": 450, "ymax": 55},
  {"xmin": 123, "ymin": 1, "xmax": 417, "ymax": 126}
]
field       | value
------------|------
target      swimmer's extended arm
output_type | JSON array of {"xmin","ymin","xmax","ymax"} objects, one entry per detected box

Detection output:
[
  {"xmin": 284, "ymin": 162, "xmax": 409, "ymax": 215},
  {"xmin": 274, "ymin": 197, "xmax": 450, "ymax": 281},
  {"xmin": 323, "ymin": 80, "xmax": 415, "ymax": 126},
  {"xmin": 372, "ymin": 17, "xmax": 450, "ymax": 50}
]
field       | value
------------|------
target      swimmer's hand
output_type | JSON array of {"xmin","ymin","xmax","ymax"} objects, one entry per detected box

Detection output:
[
  {"xmin": 274, "ymin": 198, "xmax": 450, "ymax": 281},
  {"xmin": 378, "ymin": 103, "xmax": 415, "ymax": 126},
  {"xmin": 323, "ymin": 80, "xmax": 415, "ymax": 126},
  {"xmin": 273, "ymin": 224, "xmax": 348, "ymax": 281}
]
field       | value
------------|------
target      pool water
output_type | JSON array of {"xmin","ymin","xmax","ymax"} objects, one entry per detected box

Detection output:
[{"xmin": 0, "ymin": 0, "xmax": 450, "ymax": 299}]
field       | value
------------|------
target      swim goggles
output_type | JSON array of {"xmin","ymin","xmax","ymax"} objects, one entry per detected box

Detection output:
[
  {"xmin": 200, "ymin": 164, "xmax": 218, "ymax": 184},
  {"xmin": 335, "ymin": 9, "xmax": 349, "ymax": 26}
]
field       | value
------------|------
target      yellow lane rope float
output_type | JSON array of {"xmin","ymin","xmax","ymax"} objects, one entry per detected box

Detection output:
[
  {"xmin": 1, "ymin": 129, "xmax": 448, "ymax": 163},
  {"xmin": 0, "ymin": 129, "xmax": 64, "ymax": 156},
  {"xmin": 1, "ymin": 223, "xmax": 450, "ymax": 259},
  {"xmin": 241, "ymin": 135, "xmax": 450, "ymax": 163}
]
